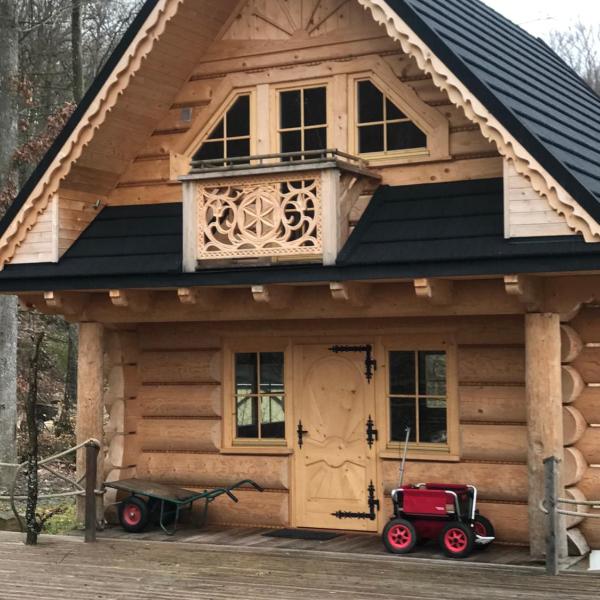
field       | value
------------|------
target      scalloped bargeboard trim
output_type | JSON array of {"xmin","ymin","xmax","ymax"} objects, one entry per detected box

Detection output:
[
  {"xmin": 0, "ymin": 0, "xmax": 185, "ymax": 270},
  {"xmin": 358, "ymin": 0, "xmax": 600, "ymax": 243}
]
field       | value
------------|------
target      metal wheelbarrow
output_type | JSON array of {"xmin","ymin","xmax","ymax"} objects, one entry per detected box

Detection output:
[{"xmin": 104, "ymin": 478, "xmax": 264, "ymax": 535}]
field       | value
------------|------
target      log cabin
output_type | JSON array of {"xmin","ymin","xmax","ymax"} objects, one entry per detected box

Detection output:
[{"xmin": 1, "ymin": 0, "xmax": 600, "ymax": 558}]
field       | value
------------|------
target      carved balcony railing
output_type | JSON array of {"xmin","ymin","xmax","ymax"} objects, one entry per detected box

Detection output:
[{"xmin": 181, "ymin": 150, "xmax": 380, "ymax": 270}]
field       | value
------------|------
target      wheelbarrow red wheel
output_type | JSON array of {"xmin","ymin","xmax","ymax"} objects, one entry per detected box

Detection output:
[
  {"xmin": 440, "ymin": 522, "xmax": 475, "ymax": 559},
  {"xmin": 473, "ymin": 514, "xmax": 495, "ymax": 547},
  {"xmin": 383, "ymin": 518, "xmax": 418, "ymax": 554},
  {"xmin": 119, "ymin": 496, "xmax": 149, "ymax": 533}
]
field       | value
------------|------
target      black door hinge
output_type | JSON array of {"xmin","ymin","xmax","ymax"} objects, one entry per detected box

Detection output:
[
  {"xmin": 332, "ymin": 480, "xmax": 380, "ymax": 521},
  {"xmin": 329, "ymin": 344, "xmax": 377, "ymax": 383},
  {"xmin": 366, "ymin": 415, "xmax": 378, "ymax": 449}
]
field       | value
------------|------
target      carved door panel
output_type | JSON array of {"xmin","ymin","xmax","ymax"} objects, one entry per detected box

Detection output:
[{"xmin": 294, "ymin": 345, "xmax": 377, "ymax": 531}]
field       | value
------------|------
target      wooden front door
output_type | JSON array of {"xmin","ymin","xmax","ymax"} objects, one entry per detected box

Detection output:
[{"xmin": 294, "ymin": 344, "xmax": 378, "ymax": 531}]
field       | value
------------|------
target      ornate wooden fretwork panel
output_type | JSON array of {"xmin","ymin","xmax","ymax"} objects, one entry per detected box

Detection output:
[
  {"xmin": 197, "ymin": 172, "xmax": 323, "ymax": 261},
  {"xmin": 181, "ymin": 151, "xmax": 379, "ymax": 271}
]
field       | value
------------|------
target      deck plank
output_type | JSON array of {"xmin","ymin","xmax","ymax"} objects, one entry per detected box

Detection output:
[{"xmin": 0, "ymin": 531, "xmax": 595, "ymax": 599}]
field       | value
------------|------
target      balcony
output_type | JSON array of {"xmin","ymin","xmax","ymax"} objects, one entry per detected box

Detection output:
[{"xmin": 180, "ymin": 150, "xmax": 380, "ymax": 271}]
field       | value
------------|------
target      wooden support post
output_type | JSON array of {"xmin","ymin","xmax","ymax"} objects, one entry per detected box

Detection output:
[
  {"xmin": 544, "ymin": 456, "xmax": 561, "ymax": 576},
  {"xmin": 76, "ymin": 322, "xmax": 104, "ymax": 526},
  {"xmin": 84, "ymin": 441, "xmax": 100, "ymax": 543},
  {"xmin": 525, "ymin": 313, "xmax": 567, "ymax": 558}
]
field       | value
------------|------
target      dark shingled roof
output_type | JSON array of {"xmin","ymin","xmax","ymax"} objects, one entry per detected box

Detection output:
[
  {"xmin": 390, "ymin": 0, "xmax": 600, "ymax": 222},
  {"xmin": 3, "ymin": 180, "xmax": 600, "ymax": 292},
  {"xmin": 2, "ymin": 0, "xmax": 600, "ymax": 245},
  {"xmin": 338, "ymin": 178, "xmax": 600, "ymax": 265}
]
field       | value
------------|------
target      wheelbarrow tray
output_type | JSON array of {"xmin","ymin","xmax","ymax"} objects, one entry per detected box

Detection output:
[
  {"xmin": 105, "ymin": 477, "xmax": 263, "ymax": 535},
  {"xmin": 105, "ymin": 479, "xmax": 210, "ymax": 506}
]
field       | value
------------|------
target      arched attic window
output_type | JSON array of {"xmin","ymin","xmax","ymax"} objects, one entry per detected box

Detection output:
[
  {"xmin": 356, "ymin": 80, "xmax": 427, "ymax": 156},
  {"xmin": 193, "ymin": 94, "xmax": 251, "ymax": 166}
]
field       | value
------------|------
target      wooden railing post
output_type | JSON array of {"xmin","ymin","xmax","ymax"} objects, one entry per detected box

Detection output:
[
  {"xmin": 84, "ymin": 441, "xmax": 99, "ymax": 543},
  {"xmin": 544, "ymin": 456, "xmax": 560, "ymax": 576}
]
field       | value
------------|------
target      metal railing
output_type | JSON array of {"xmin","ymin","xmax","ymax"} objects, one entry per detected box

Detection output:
[
  {"xmin": 189, "ymin": 148, "xmax": 369, "ymax": 173},
  {"xmin": 540, "ymin": 455, "xmax": 600, "ymax": 575},
  {"xmin": 0, "ymin": 439, "xmax": 101, "ymax": 543}
]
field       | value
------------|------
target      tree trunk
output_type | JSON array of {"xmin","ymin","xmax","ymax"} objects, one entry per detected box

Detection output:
[
  {"xmin": 56, "ymin": 323, "xmax": 78, "ymax": 436},
  {"xmin": 71, "ymin": 0, "xmax": 84, "ymax": 102},
  {"xmin": 25, "ymin": 332, "xmax": 44, "ymax": 546},
  {"xmin": 0, "ymin": 0, "xmax": 19, "ymax": 490}
]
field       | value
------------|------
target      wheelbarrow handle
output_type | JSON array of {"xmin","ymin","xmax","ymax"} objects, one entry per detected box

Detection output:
[{"xmin": 225, "ymin": 490, "xmax": 239, "ymax": 503}]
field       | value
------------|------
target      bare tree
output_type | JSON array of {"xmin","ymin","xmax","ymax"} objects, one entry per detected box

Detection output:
[
  {"xmin": 550, "ymin": 22, "xmax": 600, "ymax": 94},
  {"xmin": 71, "ymin": 0, "xmax": 83, "ymax": 102},
  {"xmin": 0, "ymin": 0, "xmax": 20, "ymax": 490},
  {"xmin": 24, "ymin": 330, "xmax": 44, "ymax": 546}
]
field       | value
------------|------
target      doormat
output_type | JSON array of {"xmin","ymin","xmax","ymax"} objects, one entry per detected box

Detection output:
[{"xmin": 263, "ymin": 528, "xmax": 340, "ymax": 541}]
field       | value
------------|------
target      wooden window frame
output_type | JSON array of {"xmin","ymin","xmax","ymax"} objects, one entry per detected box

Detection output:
[
  {"xmin": 348, "ymin": 71, "xmax": 450, "ymax": 166},
  {"xmin": 188, "ymin": 88, "xmax": 257, "ymax": 164},
  {"xmin": 222, "ymin": 339, "xmax": 293, "ymax": 454},
  {"xmin": 272, "ymin": 79, "xmax": 333, "ymax": 156},
  {"xmin": 377, "ymin": 335, "xmax": 459, "ymax": 461},
  {"xmin": 355, "ymin": 79, "xmax": 426, "ymax": 156}
]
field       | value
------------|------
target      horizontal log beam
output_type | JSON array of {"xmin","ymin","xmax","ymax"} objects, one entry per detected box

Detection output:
[{"xmin": 414, "ymin": 278, "xmax": 453, "ymax": 305}]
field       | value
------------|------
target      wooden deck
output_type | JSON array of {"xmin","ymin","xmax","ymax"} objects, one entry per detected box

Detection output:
[
  {"xmin": 0, "ymin": 531, "xmax": 597, "ymax": 600},
  {"xmin": 99, "ymin": 523, "xmax": 547, "ymax": 567}
]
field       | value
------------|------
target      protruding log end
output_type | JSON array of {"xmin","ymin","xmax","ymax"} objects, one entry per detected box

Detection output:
[
  {"xmin": 562, "ymin": 365, "xmax": 585, "ymax": 404},
  {"xmin": 564, "ymin": 446, "xmax": 588, "ymax": 487},
  {"xmin": 561, "ymin": 324, "xmax": 584, "ymax": 363},
  {"xmin": 563, "ymin": 405, "xmax": 588, "ymax": 446}
]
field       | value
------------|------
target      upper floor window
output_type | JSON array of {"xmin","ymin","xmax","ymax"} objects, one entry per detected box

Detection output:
[
  {"xmin": 388, "ymin": 350, "xmax": 447, "ymax": 446},
  {"xmin": 356, "ymin": 80, "xmax": 426, "ymax": 156},
  {"xmin": 279, "ymin": 86, "xmax": 327, "ymax": 157},
  {"xmin": 194, "ymin": 94, "xmax": 250, "ymax": 164},
  {"xmin": 235, "ymin": 352, "xmax": 286, "ymax": 441}
]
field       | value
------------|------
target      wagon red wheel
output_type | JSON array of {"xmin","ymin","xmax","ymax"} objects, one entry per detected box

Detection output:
[
  {"xmin": 473, "ymin": 514, "xmax": 495, "ymax": 538},
  {"xmin": 119, "ymin": 496, "xmax": 150, "ymax": 533},
  {"xmin": 473, "ymin": 514, "xmax": 495, "ymax": 549},
  {"xmin": 440, "ymin": 522, "xmax": 475, "ymax": 559},
  {"xmin": 382, "ymin": 518, "xmax": 418, "ymax": 554}
]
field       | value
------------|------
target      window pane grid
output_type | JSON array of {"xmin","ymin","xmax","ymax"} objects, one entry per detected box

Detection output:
[
  {"xmin": 356, "ymin": 80, "xmax": 426, "ymax": 155},
  {"xmin": 388, "ymin": 350, "xmax": 447, "ymax": 446},
  {"xmin": 194, "ymin": 95, "xmax": 251, "ymax": 163},
  {"xmin": 278, "ymin": 86, "xmax": 327, "ymax": 155},
  {"xmin": 235, "ymin": 352, "xmax": 285, "ymax": 441}
]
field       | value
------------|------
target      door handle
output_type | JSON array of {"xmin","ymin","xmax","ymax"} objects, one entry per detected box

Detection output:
[{"xmin": 297, "ymin": 420, "xmax": 308, "ymax": 448}]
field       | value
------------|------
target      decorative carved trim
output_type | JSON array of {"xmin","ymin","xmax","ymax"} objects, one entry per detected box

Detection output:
[
  {"xmin": 109, "ymin": 290, "xmax": 151, "ymax": 312},
  {"xmin": 251, "ymin": 284, "xmax": 292, "ymax": 308},
  {"xmin": 358, "ymin": 0, "xmax": 600, "ymax": 242},
  {"xmin": 414, "ymin": 278, "xmax": 453, "ymax": 305},
  {"xmin": 197, "ymin": 172, "xmax": 323, "ymax": 261},
  {"xmin": 177, "ymin": 286, "xmax": 223, "ymax": 308},
  {"xmin": 330, "ymin": 281, "xmax": 371, "ymax": 306},
  {"xmin": 504, "ymin": 274, "xmax": 542, "ymax": 311},
  {"xmin": 0, "ymin": 0, "xmax": 184, "ymax": 270}
]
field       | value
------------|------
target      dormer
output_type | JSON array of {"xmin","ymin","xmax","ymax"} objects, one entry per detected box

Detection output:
[{"xmin": 176, "ymin": 68, "xmax": 451, "ymax": 270}]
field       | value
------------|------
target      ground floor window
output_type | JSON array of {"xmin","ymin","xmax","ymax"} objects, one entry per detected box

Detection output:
[
  {"xmin": 388, "ymin": 350, "xmax": 447, "ymax": 445},
  {"xmin": 234, "ymin": 352, "xmax": 285, "ymax": 441}
]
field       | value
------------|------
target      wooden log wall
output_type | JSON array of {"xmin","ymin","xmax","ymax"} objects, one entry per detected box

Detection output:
[
  {"xmin": 129, "ymin": 324, "xmax": 289, "ymax": 527},
  {"xmin": 562, "ymin": 307, "xmax": 600, "ymax": 550},
  {"xmin": 102, "ymin": 314, "xmax": 599, "ymax": 544},
  {"xmin": 382, "ymin": 315, "xmax": 529, "ymax": 544},
  {"xmin": 108, "ymin": 25, "xmax": 501, "ymax": 207}
]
